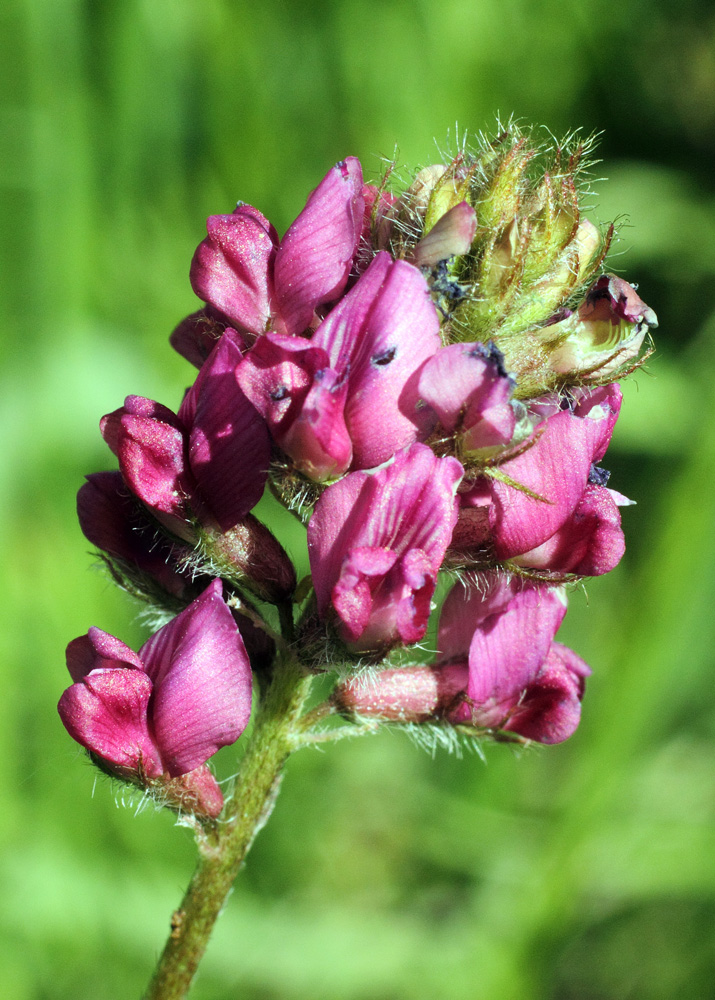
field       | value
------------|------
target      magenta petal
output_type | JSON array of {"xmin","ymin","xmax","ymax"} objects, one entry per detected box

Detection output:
[
  {"xmin": 139, "ymin": 580, "xmax": 253, "ymax": 776},
  {"xmin": 412, "ymin": 201, "xmax": 477, "ymax": 268},
  {"xmin": 236, "ymin": 332, "xmax": 330, "ymax": 435},
  {"xmin": 311, "ymin": 252, "xmax": 392, "ymax": 374},
  {"xmin": 342, "ymin": 260, "xmax": 442, "ymax": 468},
  {"xmin": 273, "ymin": 157, "xmax": 364, "ymax": 335},
  {"xmin": 332, "ymin": 546, "xmax": 399, "ymax": 641},
  {"xmin": 308, "ymin": 444, "xmax": 463, "ymax": 649},
  {"xmin": 466, "ymin": 585, "xmax": 567, "ymax": 708},
  {"xmin": 58, "ymin": 668, "xmax": 163, "ymax": 776},
  {"xmin": 116, "ymin": 413, "xmax": 189, "ymax": 520},
  {"xmin": 515, "ymin": 483, "xmax": 625, "ymax": 576},
  {"xmin": 437, "ymin": 573, "xmax": 519, "ymax": 661},
  {"xmin": 65, "ymin": 627, "xmax": 144, "ymax": 682},
  {"xmin": 278, "ymin": 367, "xmax": 353, "ymax": 481},
  {"xmin": 486, "ymin": 402, "xmax": 615, "ymax": 558},
  {"xmin": 190, "ymin": 206, "xmax": 278, "ymax": 336},
  {"xmin": 169, "ymin": 308, "xmax": 238, "ymax": 369},
  {"xmin": 505, "ymin": 642, "xmax": 590, "ymax": 744},
  {"xmin": 100, "ymin": 397, "xmax": 182, "ymax": 457},
  {"xmin": 180, "ymin": 331, "xmax": 270, "ymax": 530},
  {"xmin": 572, "ymin": 383, "xmax": 622, "ymax": 462},
  {"xmin": 418, "ymin": 342, "xmax": 515, "ymax": 449}
]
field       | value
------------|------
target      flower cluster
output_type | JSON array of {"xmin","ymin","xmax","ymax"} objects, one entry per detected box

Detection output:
[{"xmin": 61, "ymin": 128, "xmax": 656, "ymax": 816}]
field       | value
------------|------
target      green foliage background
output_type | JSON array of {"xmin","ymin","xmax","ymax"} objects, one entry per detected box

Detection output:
[{"xmin": 2, "ymin": 1, "xmax": 715, "ymax": 997}]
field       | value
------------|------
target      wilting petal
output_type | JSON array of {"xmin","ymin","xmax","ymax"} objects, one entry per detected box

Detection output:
[
  {"xmin": 139, "ymin": 580, "xmax": 253, "ymax": 775},
  {"xmin": 58, "ymin": 667, "xmax": 162, "ymax": 776},
  {"xmin": 308, "ymin": 444, "xmax": 463, "ymax": 650},
  {"xmin": 180, "ymin": 331, "xmax": 270, "ymax": 530},
  {"xmin": 190, "ymin": 205, "xmax": 278, "ymax": 336},
  {"xmin": 273, "ymin": 157, "xmax": 364, "ymax": 335}
]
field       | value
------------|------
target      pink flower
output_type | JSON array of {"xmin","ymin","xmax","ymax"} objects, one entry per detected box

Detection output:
[
  {"xmin": 335, "ymin": 574, "xmax": 590, "ymax": 744},
  {"xmin": 307, "ymin": 444, "xmax": 463, "ymax": 651},
  {"xmin": 190, "ymin": 159, "xmax": 365, "ymax": 340},
  {"xmin": 451, "ymin": 384, "xmax": 627, "ymax": 575},
  {"xmin": 101, "ymin": 330, "xmax": 269, "ymax": 538},
  {"xmin": 58, "ymin": 580, "xmax": 253, "ymax": 818},
  {"xmin": 417, "ymin": 341, "xmax": 517, "ymax": 455},
  {"xmin": 236, "ymin": 252, "xmax": 442, "ymax": 480},
  {"xmin": 436, "ymin": 575, "xmax": 590, "ymax": 743}
]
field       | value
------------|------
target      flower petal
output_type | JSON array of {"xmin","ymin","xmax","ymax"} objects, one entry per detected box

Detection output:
[
  {"xmin": 308, "ymin": 444, "xmax": 463, "ymax": 649},
  {"xmin": 273, "ymin": 157, "xmax": 364, "ymax": 335},
  {"xmin": 180, "ymin": 331, "xmax": 270, "ymax": 530},
  {"xmin": 58, "ymin": 668, "xmax": 162, "ymax": 776},
  {"xmin": 65, "ymin": 626, "xmax": 143, "ymax": 682},
  {"xmin": 138, "ymin": 580, "xmax": 253, "ymax": 776},
  {"xmin": 190, "ymin": 205, "xmax": 278, "ymax": 336}
]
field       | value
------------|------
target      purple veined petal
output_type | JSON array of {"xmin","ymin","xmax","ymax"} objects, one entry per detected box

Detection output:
[
  {"xmin": 504, "ymin": 642, "xmax": 590, "ymax": 744},
  {"xmin": 411, "ymin": 201, "xmax": 477, "ymax": 268},
  {"xmin": 235, "ymin": 331, "xmax": 331, "ymax": 438},
  {"xmin": 342, "ymin": 260, "xmax": 442, "ymax": 468},
  {"xmin": 514, "ymin": 483, "xmax": 625, "ymax": 576},
  {"xmin": 58, "ymin": 667, "xmax": 163, "ymax": 777},
  {"xmin": 190, "ymin": 205, "xmax": 279, "ymax": 336},
  {"xmin": 180, "ymin": 331, "xmax": 270, "ymax": 530},
  {"xmin": 66, "ymin": 626, "xmax": 144, "ymax": 683},
  {"xmin": 273, "ymin": 157, "xmax": 365, "ymax": 335},
  {"xmin": 115, "ymin": 412, "xmax": 191, "ymax": 523},
  {"xmin": 308, "ymin": 444, "xmax": 463, "ymax": 648},
  {"xmin": 278, "ymin": 367, "xmax": 353, "ymax": 481},
  {"xmin": 139, "ymin": 580, "xmax": 253, "ymax": 776}
]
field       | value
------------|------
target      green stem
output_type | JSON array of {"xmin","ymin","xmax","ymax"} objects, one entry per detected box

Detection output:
[{"xmin": 143, "ymin": 653, "xmax": 312, "ymax": 1000}]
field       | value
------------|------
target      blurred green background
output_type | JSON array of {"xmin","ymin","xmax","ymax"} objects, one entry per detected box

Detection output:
[{"xmin": 3, "ymin": 0, "xmax": 715, "ymax": 997}]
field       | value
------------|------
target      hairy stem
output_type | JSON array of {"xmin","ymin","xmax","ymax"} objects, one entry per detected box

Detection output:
[{"xmin": 143, "ymin": 652, "xmax": 312, "ymax": 1000}]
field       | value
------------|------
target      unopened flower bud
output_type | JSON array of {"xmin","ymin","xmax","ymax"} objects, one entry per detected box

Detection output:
[{"xmin": 201, "ymin": 514, "xmax": 296, "ymax": 604}]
